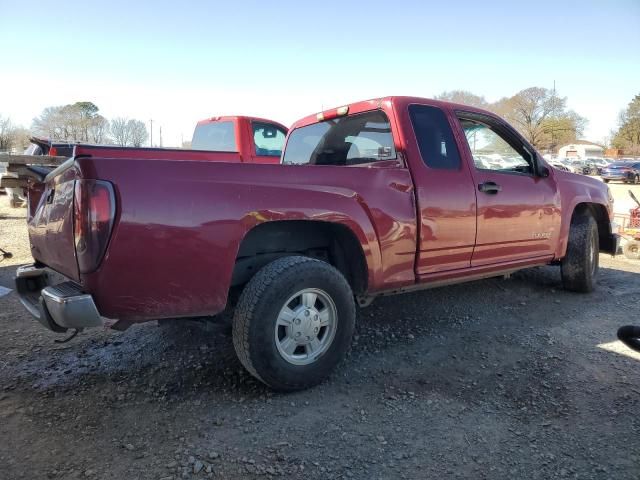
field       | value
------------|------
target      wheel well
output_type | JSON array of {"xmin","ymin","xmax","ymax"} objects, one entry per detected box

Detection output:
[
  {"xmin": 572, "ymin": 202, "xmax": 614, "ymax": 253},
  {"xmin": 231, "ymin": 221, "xmax": 368, "ymax": 294}
]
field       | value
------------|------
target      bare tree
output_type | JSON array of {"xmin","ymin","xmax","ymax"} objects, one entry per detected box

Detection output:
[
  {"xmin": 128, "ymin": 120, "xmax": 148, "ymax": 147},
  {"xmin": 110, "ymin": 118, "xmax": 148, "ymax": 147},
  {"xmin": 32, "ymin": 102, "xmax": 103, "ymax": 142},
  {"xmin": 434, "ymin": 87, "xmax": 587, "ymax": 151},
  {"xmin": 0, "ymin": 115, "xmax": 13, "ymax": 151},
  {"xmin": 0, "ymin": 116, "xmax": 31, "ymax": 152},
  {"xmin": 498, "ymin": 87, "xmax": 564, "ymax": 148},
  {"xmin": 88, "ymin": 115, "xmax": 109, "ymax": 143},
  {"xmin": 435, "ymin": 90, "xmax": 488, "ymax": 108},
  {"xmin": 110, "ymin": 117, "xmax": 132, "ymax": 146}
]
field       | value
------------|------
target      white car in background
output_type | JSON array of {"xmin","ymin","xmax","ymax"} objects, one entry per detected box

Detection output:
[{"xmin": 548, "ymin": 160, "xmax": 571, "ymax": 172}]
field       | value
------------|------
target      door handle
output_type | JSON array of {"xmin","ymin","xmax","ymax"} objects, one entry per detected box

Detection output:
[{"xmin": 478, "ymin": 181, "xmax": 501, "ymax": 194}]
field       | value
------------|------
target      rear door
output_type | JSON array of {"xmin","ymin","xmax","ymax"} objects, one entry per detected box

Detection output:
[
  {"xmin": 406, "ymin": 104, "xmax": 478, "ymax": 275},
  {"xmin": 453, "ymin": 112, "xmax": 560, "ymax": 267}
]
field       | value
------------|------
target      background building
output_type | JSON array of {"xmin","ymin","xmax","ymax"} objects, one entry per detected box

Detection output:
[{"xmin": 557, "ymin": 140, "xmax": 604, "ymax": 159}]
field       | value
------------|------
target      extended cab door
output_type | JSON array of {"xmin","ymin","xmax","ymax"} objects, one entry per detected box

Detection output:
[
  {"xmin": 405, "ymin": 104, "xmax": 478, "ymax": 275},
  {"xmin": 453, "ymin": 112, "xmax": 561, "ymax": 267}
]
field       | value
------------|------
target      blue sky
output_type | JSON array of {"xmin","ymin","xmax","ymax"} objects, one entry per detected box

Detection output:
[{"xmin": 1, "ymin": 0, "xmax": 639, "ymax": 146}]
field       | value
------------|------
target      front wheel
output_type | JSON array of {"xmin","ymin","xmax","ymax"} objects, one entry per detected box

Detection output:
[
  {"xmin": 232, "ymin": 256, "xmax": 356, "ymax": 391},
  {"xmin": 603, "ymin": 179, "xmax": 610, "ymax": 184},
  {"xmin": 561, "ymin": 213, "xmax": 599, "ymax": 293}
]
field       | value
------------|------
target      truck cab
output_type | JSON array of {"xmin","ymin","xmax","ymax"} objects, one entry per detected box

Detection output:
[{"xmin": 191, "ymin": 115, "xmax": 288, "ymax": 164}]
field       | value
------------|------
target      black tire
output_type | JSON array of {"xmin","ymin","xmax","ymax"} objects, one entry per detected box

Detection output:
[
  {"xmin": 623, "ymin": 241, "xmax": 640, "ymax": 260},
  {"xmin": 561, "ymin": 213, "xmax": 599, "ymax": 293},
  {"xmin": 603, "ymin": 179, "xmax": 610, "ymax": 184},
  {"xmin": 232, "ymin": 255, "xmax": 356, "ymax": 391}
]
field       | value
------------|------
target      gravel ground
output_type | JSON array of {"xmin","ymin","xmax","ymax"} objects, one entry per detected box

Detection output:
[{"xmin": 1, "ymin": 192, "xmax": 640, "ymax": 480}]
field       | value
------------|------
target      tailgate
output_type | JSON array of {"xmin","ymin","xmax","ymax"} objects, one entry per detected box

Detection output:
[{"xmin": 28, "ymin": 163, "xmax": 80, "ymax": 281}]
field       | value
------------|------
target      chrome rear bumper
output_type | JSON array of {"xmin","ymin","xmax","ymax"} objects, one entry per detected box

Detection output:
[{"xmin": 15, "ymin": 264, "xmax": 103, "ymax": 332}]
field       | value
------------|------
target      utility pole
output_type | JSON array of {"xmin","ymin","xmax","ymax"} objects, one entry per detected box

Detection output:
[
  {"xmin": 149, "ymin": 119, "xmax": 153, "ymax": 147},
  {"xmin": 159, "ymin": 126, "xmax": 163, "ymax": 148}
]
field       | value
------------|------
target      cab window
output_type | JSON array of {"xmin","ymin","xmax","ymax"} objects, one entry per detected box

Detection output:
[
  {"xmin": 191, "ymin": 121, "xmax": 237, "ymax": 152},
  {"xmin": 458, "ymin": 114, "xmax": 533, "ymax": 174},
  {"xmin": 252, "ymin": 122, "xmax": 287, "ymax": 157},
  {"xmin": 409, "ymin": 105, "xmax": 461, "ymax": 170},
  {"xmin": 282, "ymin": 111, "xmax": 396, "ymax": 166}
]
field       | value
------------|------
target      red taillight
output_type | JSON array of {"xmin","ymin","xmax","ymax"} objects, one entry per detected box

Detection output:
[
  {"xmin": 73, "ymin": 180, "xmax": 116, "ymax": 273},
  {"xmin": 49, "ymin": 146, "xmax": 58, "ymax": 157}
]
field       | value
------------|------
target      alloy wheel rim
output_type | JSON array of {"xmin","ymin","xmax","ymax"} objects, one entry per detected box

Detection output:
[{"xmin": 274, "ymin": 288, "xmax": 338, "ymax": 366}]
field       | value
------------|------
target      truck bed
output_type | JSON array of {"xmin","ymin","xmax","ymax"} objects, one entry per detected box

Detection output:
[{"xmin": 25, "ymin": 154, "xmax": 417, "ymax": 322}]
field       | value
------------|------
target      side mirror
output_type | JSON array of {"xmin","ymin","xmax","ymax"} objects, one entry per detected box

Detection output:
[{"xmin": 538, "ymin": 165, "xmax": 550, "ymax": 178}]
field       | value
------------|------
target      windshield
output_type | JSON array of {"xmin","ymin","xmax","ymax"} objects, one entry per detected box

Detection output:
[
  {"xmin": 283, "ymin": 110, "xmax": 396, "ymax": 166},
  {"xmin": 191, "ymin": 121, "xmax": 237, "ymax": 152}
]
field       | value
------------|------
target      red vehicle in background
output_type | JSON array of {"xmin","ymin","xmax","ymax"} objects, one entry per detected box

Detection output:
[
  {"xmin": 60, "ymin": 116, "xmax": 289, "ymax": 165},
  {"xmin": 2, "ymin": 116, "xmax": 288, "ymax": 206},
  {"xmin": 13, "ymin": 96, "xmax": 618, "ymax": 391},
  {"xmin": 190, "ymin": 115, "xmax": 288, "ymax": 164}
]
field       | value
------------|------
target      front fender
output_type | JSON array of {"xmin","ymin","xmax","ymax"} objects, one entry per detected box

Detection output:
[{"xmin": 556, "ymin": 172, "xmax": 612, "ymax": 258}]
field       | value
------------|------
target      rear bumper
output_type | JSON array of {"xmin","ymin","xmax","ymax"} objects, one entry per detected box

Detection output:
[
  {"xmin": 15, "ymin": 264, "xmax": 103, "ymax": 332},
  {"xmin": 601, "ymin": 173, "xmax": 628, "ymax": 181}
]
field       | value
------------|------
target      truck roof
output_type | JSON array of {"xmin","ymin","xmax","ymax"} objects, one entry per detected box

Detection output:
[
  {"xmin": 290, "ymin": 96, "xmax": 497, "ymax": 130},
  {"xmin": 196, "ymin": 115, "xmax": 288, "ymax": 131}
]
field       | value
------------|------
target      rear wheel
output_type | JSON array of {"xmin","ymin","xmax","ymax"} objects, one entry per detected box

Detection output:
[
  {"xmin": 561, "ymin": 213, "xmax": 599, "ymax": 293},
  {"xmin": 603, "ymin": 179, "xmax": 610, "ymax": 184},
  {"xmin": 232, "ymin": 256, "xmax": 356, "ymax": 391},
  {"xmin": 623, "ymin": 241, "xmax": 640, "ymax": 260}
]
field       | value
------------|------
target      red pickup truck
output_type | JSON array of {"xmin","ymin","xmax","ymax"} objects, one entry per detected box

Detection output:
[
  {"xmin": 190, "ymin": 115, "xmax": 288, "ymax": 163},
  {"xmin": 14, "ymin": 96, "xmax": 618, "ymax": 391}
]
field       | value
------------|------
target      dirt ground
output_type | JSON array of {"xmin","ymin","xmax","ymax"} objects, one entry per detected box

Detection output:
[{"xmin": 1, "ymin": 189, "xmax": 640, "ymax": 480}]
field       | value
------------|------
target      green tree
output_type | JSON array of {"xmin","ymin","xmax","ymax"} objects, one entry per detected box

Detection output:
[
  {"xmin": 539, "ymin": 111, "xmax": 587, "ymax": 152},
  {"xmin": 612, "ymin": 94, "xmax": 640, "ymax": 155}
]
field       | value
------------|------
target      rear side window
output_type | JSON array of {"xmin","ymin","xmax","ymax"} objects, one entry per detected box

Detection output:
[
  {"xmin": 252, "ymin": 122, "xmax": 287, "ymax": 157},
  {"xmin": 409, "ymin": 105, "xmax": 461, "ymax": 170},
  {"xmin": 282, "ymin": 111, "xmax": 396, "ymax": 166},
  {"xmin": 191, "ymin": 121, "xmax": 237, "ymax": 152}
]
